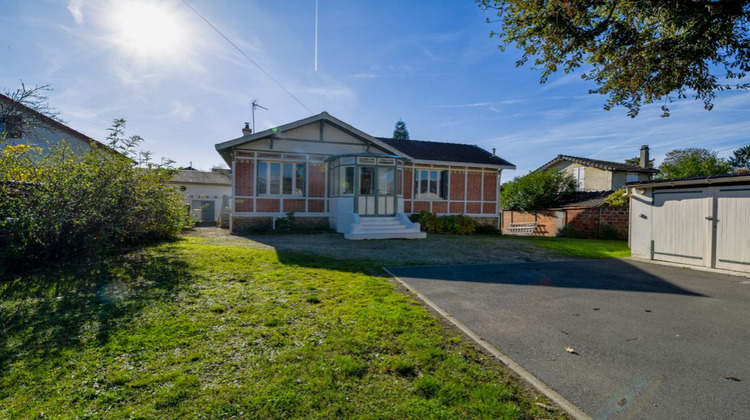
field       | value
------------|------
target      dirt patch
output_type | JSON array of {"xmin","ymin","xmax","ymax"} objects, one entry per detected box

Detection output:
[{"xmin": 182, "ymin": 227, "xmax": 574, "ymax": 267}]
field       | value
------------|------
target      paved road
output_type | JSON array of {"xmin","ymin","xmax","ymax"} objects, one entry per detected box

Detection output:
[{"xmin": 388, "ymin": 259, "xmax": 750, "ymax": 420}]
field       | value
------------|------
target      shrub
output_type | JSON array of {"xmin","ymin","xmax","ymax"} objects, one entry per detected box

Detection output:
[
  {"xmin": 410, "ymin": 211, "xmax": 476, "ymax": 234},
  {"xmin": 605, "ymin": 188, "xmax": 629, "ymax": 206},
  {"xmin": 0, "ymin": 119, "xmax": 190, "ymax": 263},
  {"xmin": 500, "ymin": 169, "xmax": 576, "ymax": 211}
]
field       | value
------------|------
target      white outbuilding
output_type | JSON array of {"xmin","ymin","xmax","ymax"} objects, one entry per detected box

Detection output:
[{"xmin": 628, "ymin": 173, "xmax": 750, "ymax": 274}]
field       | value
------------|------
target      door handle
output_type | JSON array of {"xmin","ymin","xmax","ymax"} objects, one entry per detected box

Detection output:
[{"xmin": 705, "ymin": 216, "xmax": 713, "ymax": 221}]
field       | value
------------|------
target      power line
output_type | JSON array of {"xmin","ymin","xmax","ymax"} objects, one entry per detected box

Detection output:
[{"xmin": 181, "ymin": 0, "xmax": 313, "ymax": 114}]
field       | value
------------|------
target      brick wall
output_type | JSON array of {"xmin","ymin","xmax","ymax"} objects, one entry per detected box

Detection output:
[
  {"xmin": 565, "ymin": 207, "xmax": 629, "ymax": 239},
  {"xmin": 502, "ymin": 207, "xmax": 629, "ymax": 239},
  {"xmin": 235, "ymin": 160, "xmax": 254, "ymax": 196},
  {"xmin": 501, "ymin": 210, "xmax": 558, "ymax": 236}
]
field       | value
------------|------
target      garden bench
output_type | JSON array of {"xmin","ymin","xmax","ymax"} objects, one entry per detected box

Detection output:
[{"xmin": 506, "ymin": 222, "xmax": 538, "ymax": 236}]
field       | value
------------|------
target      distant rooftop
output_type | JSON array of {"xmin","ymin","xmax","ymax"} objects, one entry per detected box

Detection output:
[
  {"xmin": 171, "ymin": 170, "xmax": 230, "ymax": 185},
  {"xmin": 537, "ymin": 155, "xmax": 658, "ymax": 173}
]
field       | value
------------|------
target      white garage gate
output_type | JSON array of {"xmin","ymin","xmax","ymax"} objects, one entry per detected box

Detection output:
[{"xmin": 629, "ymin": 174, "xmax": 750, "ymax": 274}]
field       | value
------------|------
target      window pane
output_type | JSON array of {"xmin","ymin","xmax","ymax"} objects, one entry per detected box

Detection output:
[
  {"xmin": 379, "ymin": 168, "xmax": 394, "ymax": 195},
  {"xmin": 295, "ymin": 164, "xmax": 305, "ymax": 195},
  {"xmin": 343, "ymin": 166, "xmax": 354, "ymax": 194},
  {"xmin": 421, "ymin": 170, "xmax": 429, "ymax": 196},
  {"xmin": 257, "ymin": 161, "xmax": 267, "ymax": 194},
  {"xmin": 429, "ymin": 171, "xmax": 438, "ymax": 196},
  {"xmin": 360, "ymin": 167, "xmax": 374, "ymax": 195},
  {"xmin": 283, "ymin": 163, "xmax": 293, "ymax": 194},
  {"xmin": 397, "ymin": 169, "xmax": 403, "ymax": 196},
  {"xmin": 270, "ymin": 163, "xmax": 281, "ymax": 194}
]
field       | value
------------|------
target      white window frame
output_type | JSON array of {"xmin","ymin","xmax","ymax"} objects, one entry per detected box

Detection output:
[
  {"xmin": 572, "ymin": 167, "xmax": 586, "ymax": 191},
  {"xmin": 414, "ymin": 169, "xmax": 448, "ymax": 199},
  {"xmin": 257, "ymin": 161, "xmax": 306, "ymax": 196}
]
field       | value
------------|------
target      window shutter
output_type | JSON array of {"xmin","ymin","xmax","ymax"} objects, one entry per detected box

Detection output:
[{"xmin": 440, "ymin": 170, "xmax": 449, "ymax": 199}]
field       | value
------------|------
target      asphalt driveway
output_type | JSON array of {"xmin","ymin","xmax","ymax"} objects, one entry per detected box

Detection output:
[{"xmin": 387, "ymin": 259, "xmax": 750, "ymax": 420}]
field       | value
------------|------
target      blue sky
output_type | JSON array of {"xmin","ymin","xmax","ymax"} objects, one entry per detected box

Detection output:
[{"xmin": 2, "ymin": 0, "xmax": 749, "ymax": 179}]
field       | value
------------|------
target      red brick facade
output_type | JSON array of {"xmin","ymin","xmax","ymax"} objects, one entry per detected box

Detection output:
[
  {"xmin": 308, "ymin": 163, "xmax": 326, "ymax": 197},
  {"xmin": 235, "ymin": 160, "xmax": 254, "ymax": 196}
]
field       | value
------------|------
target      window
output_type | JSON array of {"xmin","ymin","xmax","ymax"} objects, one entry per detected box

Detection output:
[
  {"xmin": 572, "ymin": 167, "xmax": 586, "ymax": 191},
  {"xmin": 257, "ymin": 161, "xmax": 305, "ymax": 196},
  {"xmin": 626, "ymin": 173, "xmax": 639, "ymax": 183},
  {"xmin": 0, "ymin": 115, "xmax": 23, "ymax": 138},
  {"xmin": 359, "ymin": 167, "xmax": 374, "ymax": 195},
  {"xmin": 414, "ymin": 169, "xmax": 448, "ymax": 199}
]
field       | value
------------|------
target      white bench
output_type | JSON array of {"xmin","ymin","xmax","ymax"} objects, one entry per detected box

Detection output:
[{"xmin": 506, "ymin": 222, "xmax": 538, "ymax": 236}]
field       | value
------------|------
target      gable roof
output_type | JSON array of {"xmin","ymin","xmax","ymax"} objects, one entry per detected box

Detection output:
[
  {"xmin": 215, "ymin": 111, "xmax": 515, "ymax": 169},
  {"xmin": 378, "ymin": 138, "xmax": 515, "ymax": 168},
  {"xmin": 537, "ymin": 155, "xmax": 658, "ymax": 173},
  {"xmin": 171, "ymin": 170, "xmax": 231, "ymax": 185},
  {"xmin": 215, "ymin": 112, "xmax": 403, "ymax": 164},
  {"xmin": 0, "ymin": 93, "xmax": 112, "ymax": 152}
]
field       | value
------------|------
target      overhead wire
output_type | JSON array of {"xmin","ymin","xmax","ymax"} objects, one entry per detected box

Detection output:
[{"xmin": 181, "ymin": 0, "xmax": 313, "ymax": 114}]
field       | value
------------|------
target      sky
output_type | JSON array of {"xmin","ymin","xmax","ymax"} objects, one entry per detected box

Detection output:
[{"xmin": 2, "ymin": 0, "xmax": 749, "ymax": 179}]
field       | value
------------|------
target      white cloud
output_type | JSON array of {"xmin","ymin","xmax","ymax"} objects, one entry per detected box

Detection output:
[
  {"xmin": 67, "ymin": 0, "xmax": 84, "ymax": 24},
  {"xmin": 350, "ymin": 72, "xmax": 379, "ymax": 79}
]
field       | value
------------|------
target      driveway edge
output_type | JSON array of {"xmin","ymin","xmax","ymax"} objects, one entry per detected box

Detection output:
[{"xmin": 385, "ymin": 267, "xmax": 592, "ymax": 420}]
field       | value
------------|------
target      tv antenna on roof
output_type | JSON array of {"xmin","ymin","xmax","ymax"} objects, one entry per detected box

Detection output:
[{"xmin": 251, "ymin": 99, "xmax": 268, "ymax": 132}]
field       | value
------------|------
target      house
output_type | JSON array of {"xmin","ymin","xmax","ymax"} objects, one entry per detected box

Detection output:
[
  {"xmin": 215, "ymin": 112, "xmax": 515, "ymax": 239},
  {"xmin": 536, "ymin": 146, "xmax": 658, "ymax": 191},
  {"xmin": 170, "ymin": 168, "xmax": 232, "ymax": 224},
  {"xmin": 501, "ymin": 147, "xmax": 658, "ymax": 238},
  {"xmin": 628, "ymin": 173, "xmax": 750, "ymax": 274},
  {"xmin": 0, "ymin": 93, "xmax": 110, "ymax": 154}
]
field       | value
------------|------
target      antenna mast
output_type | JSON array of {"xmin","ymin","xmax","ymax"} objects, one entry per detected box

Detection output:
[{"xmin": 251, "ymin": 99, "xmax": 268, "ymax": 132}]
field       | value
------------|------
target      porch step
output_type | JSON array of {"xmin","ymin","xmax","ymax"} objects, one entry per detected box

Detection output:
[{"xmin": 344, "ymin": 215, "xmax": 426, "ymax": 240}]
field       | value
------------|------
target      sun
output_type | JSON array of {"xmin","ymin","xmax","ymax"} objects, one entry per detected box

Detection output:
[{"xmin": 111, "ymin": 2, "xmax": 186, "ymax": 58}]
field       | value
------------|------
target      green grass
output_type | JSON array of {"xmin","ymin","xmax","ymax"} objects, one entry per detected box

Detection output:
[
  {"xmin": 513, "ymin": 236, "xmax": 631, "ymax": 259},
  {"xmin": 0, "ymin": 238, "xmax": 566, "ymax": 419}
]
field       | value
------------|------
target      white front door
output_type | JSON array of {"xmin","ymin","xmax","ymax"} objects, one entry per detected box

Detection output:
[{"xmin": 356, "ymin": 166, "xmax": 395, "ymax": 216}]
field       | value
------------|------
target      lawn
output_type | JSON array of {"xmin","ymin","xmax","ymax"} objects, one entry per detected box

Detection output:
[
  {"xmin": 515, "ymin": 236, "xmax": 631, "ymax": 259},
  {"xmin": 0, "ymin": 236, "xmax": 571, "ymax": 419}
]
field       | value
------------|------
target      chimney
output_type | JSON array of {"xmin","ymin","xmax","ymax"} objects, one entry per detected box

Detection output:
[
  {"xmin": 242, "ymin": 122, "xmax": 252, "ymax": 136},
  {"xmin": 640, "ymin": 145, "xmax": 650, "ymax": 168},
  {"xmin": 492, "ymin": 147, "xmax": 496, "ymax": 156}
]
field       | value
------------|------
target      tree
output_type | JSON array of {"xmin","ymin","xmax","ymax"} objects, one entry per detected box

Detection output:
[
  {"xmin": 0, "ymin": 119, "xmax": 190, "ymax": 263},
  {"xmin": 624, "ymin": 156, "xmax": 655, "ymax": 169},
  {"xmin": 393, "ymin": 119, "xmax": 410, "ymax": 140},
  {"xmin": 1, "ymin": 82, "xmax": 62, "ymax": 140},
  {"xmin": 657, "ymin": 148, "xmax": 732, "ymax": 179},
  {"xmin": 729, "ymin": 144, "xmax": 750, "ymax": 171},
  {"xmin": 500, "ymin": 169, "xmax": 576, "ymax": 211},
  {"xmin": 478, "ymin": 0, "xmax": 750, "ymax": 117}
]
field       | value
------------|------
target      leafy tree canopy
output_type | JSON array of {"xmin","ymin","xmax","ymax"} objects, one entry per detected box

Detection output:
[
  {"xmin": 624, "ymin": 156, "xmax": 655, "ymax": 168},
  {"xmin": 500, "ymin": 169, "xmax": 576, "ymax": 211},
  {"xmin": 478, "ymin": 0, "xmax": 750, "ymax": 117},
  {"xmin": 393, "ymin": 119, "xmax": 410, "ymax": 140},
  {"xmin": 729, "ymin": 144, "xmax": 750, "ymax": 171},
  {"xmin": 658, "ymin": 148, "xmax": 732, "ymax": 179}
]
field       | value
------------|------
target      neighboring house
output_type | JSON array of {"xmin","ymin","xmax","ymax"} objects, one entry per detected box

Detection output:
[
  {"xmin": 215, "ymin": 112, "xmax": 515, "ymax": 239},
  {"xmin": 0, "ymin": 93, "xmax": 110, "ymax": 154},
  {"xmin": 628, "ymin": 173, "xmax": 750, "ymax": 274},
  {"xmin": 536, "ymin": 146, "xmax": 658, "ymax": 191},
  {"xmin": 502, "ymin": 147, "xmax": 657, "ymax": 238},
  {"xmin": 170, "ymin": 168, "xmax": 232, "ymax": 223}
]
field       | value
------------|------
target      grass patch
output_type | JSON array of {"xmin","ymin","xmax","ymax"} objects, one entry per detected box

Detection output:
[
  {"xmin": 514, "ymin": 236, "xmax": 631, "ymax": 259},
  {"xmin": 0, "ymin": 237, "xmax": 566, "ymax": 419}
]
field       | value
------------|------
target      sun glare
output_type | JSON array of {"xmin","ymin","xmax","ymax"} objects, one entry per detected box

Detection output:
[{"xmin": 112, "ymin": 2, "xmax": 185, "ymax": 58}]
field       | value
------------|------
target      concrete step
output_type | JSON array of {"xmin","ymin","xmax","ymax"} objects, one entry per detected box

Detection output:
[{"xmin": 345, "ymin": 231, "xmax": 426, "ymax": 240}]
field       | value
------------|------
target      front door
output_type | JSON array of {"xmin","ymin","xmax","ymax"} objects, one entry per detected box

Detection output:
[{"xmin": 356, "ymin": 166, "xmax": 396, "ymax": 216}]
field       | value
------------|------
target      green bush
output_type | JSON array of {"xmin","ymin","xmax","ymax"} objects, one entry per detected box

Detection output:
[
  {"xmin": 409, "ymin": 211, "xmax": 476, "ymax": 235},
  {"xmin": 0, "ymin": 119, "xmax": 190, "ymax": 263},
  {"xmin": 604, "ymin": 188, "xmax": 629, "ymax": 206}
]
